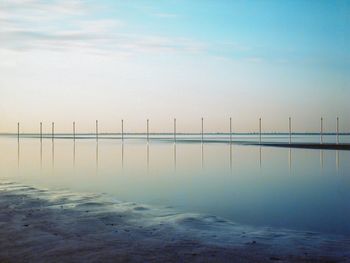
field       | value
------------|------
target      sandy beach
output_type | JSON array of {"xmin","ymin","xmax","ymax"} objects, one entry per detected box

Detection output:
[{"xmin": 0, "ymin": 180, "xmax": 349, "ymax": 263}]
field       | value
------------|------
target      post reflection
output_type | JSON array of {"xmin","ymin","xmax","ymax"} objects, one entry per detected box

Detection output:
[
  {"xmin": 229, "ymin": 143, "xmax": 232, "ymax": 172},
  {"xmin": 96, "ymin": 141, "xmax": 99, "ymax": 173},
  {"xmin": 173, "ymin": 142, "xmax": 177, "ymax": 172},
  {"xmin": 336, "ymin": 150, "xmax": 339, "ymax": 172},
  {"xmin": 17, "ymin": 137, "xmax": 20, "ymax": 169},
  {"xmin": 288, "ymin": 148, "xmax": 292, "ymax": 173},
  {"xmin": 73, "ymin": 140, "xmax": 76, "ymax": 168},
  {"xmin": 146, "ymin": 143, "xmax": 150, "ymax": 171},
  {"xmin": 121, "ymin": 142, "xmax": 124, "ymax": 169},
  {"xmin": 40, "ymin": 139, "xmax": 43, "ymax": 169},
  {"xmin": 52, "ymin": 139, "xmax": 55, "ymax": 169},
  {"xmin": 201, "ymin": 143, "xmax": 204, "ymax": 169},
  {"xmin": 320, "ymin": 150, "xmax": 324, "ymax": 169},
  {"xmin": 259, "ymin": 146, "xmax": 262, "ymax": 168}
]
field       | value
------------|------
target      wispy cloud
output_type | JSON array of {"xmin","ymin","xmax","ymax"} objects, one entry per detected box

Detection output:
[
  {"xmin": 0, "ymin": 0, "xmax": 262, "ymax": 62},
  {"xmin": 0, "ymin": 0, "xmax": 88, "ymax": 15},
  {"xmin": 0, "ymin": 0, "xmax": 205, "ymax": 56},
  {"xmin": 0, "ymin": 27, "xmax": 206, "ymax": 56}
]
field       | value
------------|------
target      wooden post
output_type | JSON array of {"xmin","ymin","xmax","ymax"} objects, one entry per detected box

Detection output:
[
  {"xmin": 147, "ymin": 119, "xmax": 149, "ymax": 142},
  {"xmin": 230, "ymin": 117, "xmax": 232, "ymax": 143},
  {"xmin": 174, "ymin": 118, "xmax": 176, "ymax": 142},
  {"xmin": 73, "ymin": 122, "xmax": 76, "ymax": 140},
  {"xmin": 259, "ymin": 118, "xmax": 261, "ymax": 144},
  {"xmin": 201, "ymin": 117, "xmax": 203, "ymax": 143},
  {"xmin": 17, "ymin": 122, "xmax": 19, "ymax": 140},
  {"xmin": 289, "ymin": 117, "xmax": 291, "ymax": 144},
  {"xmin": 96, "ymin": 120, "xmax": 98, "ymax": 141},
  {"xmin": 320, "ymin": 117, "xmax": 323, "ymax": 144},
  {"xmin": 121, "ymin": 119, "xmax": 124, "ymax": 141},
  {"xmin": 336, "ymin": 117, "xmax": 339, "ymax": 144},
  {"xmin": 52, "ymin": 122, "xmax": 54, "ymax": 140},
  {"xmin": 40, "ymin": 122, "xmax": 42, "ymax": 140}
]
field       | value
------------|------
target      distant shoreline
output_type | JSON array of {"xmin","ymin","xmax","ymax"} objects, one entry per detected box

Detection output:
[
  {"xmin": 1, "ymin": 134, "xmax": 349, "ymax": 151},
  {"xmin": 1, "ymin": 132, "xmax": 350, "ymax": 136}
]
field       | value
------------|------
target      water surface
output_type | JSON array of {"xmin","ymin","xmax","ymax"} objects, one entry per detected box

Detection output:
[{"xmin": 0, "ymin": 135, "xmax": 349, "ymax": 236}]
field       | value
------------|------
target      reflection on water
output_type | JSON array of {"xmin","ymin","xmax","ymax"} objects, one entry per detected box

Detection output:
[
  {"xmin": 40, "ymin": 139, "xmax": 43, "ymax": 169},
  {"xmin": 2, "ymin": 136, "xmax": 350, "ymax": 236},
  {"xmin": 73, "ymin": 140, "xmax": 76, "ymax": 167},
  {"xmin": 147, "ymin": 143, "xmax": 149, "ymax": 171},
  {"xmin": 173, "ymin": 143, "xmax": 176, "ymax": 171},
  {"xmin": 17, "ymin": 138, "xmax": 20, "ymax": 169},
  {"xmin": 259, "ymin": 146, "xmax": 262, "ymax": 168},
  {"xmin": 336, "ymin": 150, "xmax": 339, "ymax": 172},
  {"xmin": 11, "ymin": 137, "xmax": 347, "ymax": 177},
  {"xmin": 121, "ymin": 142, "xmax": 124, "ymax": 168},
  {"xmin": 229, "ymin": 143, "xmax": 232, "ymax": 172},
  {"xmin": 96, "ymin": 141, "xmax": 99, "ymax": 172},
  {"xmin": 52, "ymin": 139, "xmax": 54, "ymax": 169},
  {"xmin": 201, "ymin": 143, "xmax": 204, "ymax": 169},
  {"xmin": 288, "ymin": 148, "xmax": 292, "ymax": 173}
]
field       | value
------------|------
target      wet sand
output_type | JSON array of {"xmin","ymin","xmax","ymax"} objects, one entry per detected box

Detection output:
[{"xmin": 1, "ymin": 180, "xmax": 350, "ymax": 262}]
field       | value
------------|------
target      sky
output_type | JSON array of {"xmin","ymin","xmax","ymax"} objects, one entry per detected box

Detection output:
[{"xmin": 0, "ymin": 0, "xmax": 349, "ymax": 133}]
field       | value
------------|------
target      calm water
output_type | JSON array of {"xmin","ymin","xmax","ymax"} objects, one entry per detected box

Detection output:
[{"xmin": 1, "ymin": 135, "xmax": 350, "ymax": 235}]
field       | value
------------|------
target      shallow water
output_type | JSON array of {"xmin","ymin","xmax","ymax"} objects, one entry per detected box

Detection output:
[{"xmin": 1, "ymin": 135, "xmax": 350, "ymax": 236}]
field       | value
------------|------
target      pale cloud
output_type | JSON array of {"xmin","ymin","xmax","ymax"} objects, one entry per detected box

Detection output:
[
  {"xmin": 0, "ymin": 0, "xmax": 205, "ymax": 56},
  {"xmin": 0, "ymin": 0, "xmax": 256, "ymax": 60},
  {"xmin": 0, "ymin": 27, "xmax": 207, "ymax": 56},
  {"xmin": 0, "ymin": 0, "xmax": 88, "ymax": 15}
]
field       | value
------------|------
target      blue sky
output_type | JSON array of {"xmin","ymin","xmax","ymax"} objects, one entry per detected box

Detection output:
[{"xmin": 0, "ymin": 0, "xmax": 349, "ymax": 132}]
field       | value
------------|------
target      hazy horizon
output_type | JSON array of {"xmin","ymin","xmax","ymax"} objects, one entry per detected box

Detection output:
[{"xmin": 1, "ymin": 118, "xmax": 350, "ymax": 134}]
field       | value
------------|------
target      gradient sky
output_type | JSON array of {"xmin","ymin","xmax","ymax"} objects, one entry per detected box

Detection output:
[{"xmin": 0, "ymin": 0, "xmax": 349, "ymax": 133}]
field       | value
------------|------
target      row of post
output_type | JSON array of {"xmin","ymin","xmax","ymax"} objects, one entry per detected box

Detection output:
[{"xmin": 16, "ymin": 117, "xmax": 342, "ymax": 144}]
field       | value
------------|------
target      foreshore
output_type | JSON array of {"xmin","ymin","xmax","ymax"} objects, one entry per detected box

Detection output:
[{"xmin": 1, "ymin": 180, "xmax": 349, "ymax": 263}]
